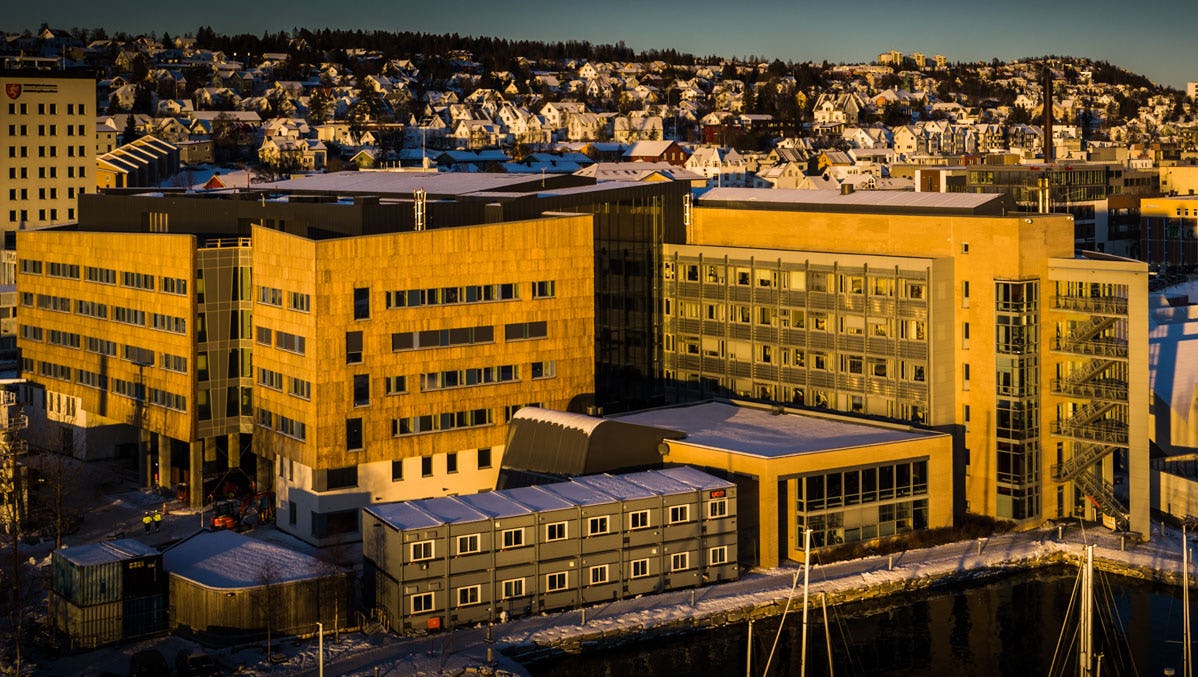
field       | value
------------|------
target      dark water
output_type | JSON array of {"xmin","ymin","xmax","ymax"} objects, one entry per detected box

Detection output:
[{"xmin": 526, "ymin": 567, "xmax": 1195, "ymax": 677}]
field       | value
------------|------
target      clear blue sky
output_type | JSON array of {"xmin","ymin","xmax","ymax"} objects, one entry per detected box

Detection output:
[{"xmin": 8, "ymin": 0, "xmax": 1196, "ymax": 88}]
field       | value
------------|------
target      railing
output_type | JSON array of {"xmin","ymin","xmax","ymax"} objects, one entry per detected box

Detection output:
[
  {"xmin": 1050, "ymin": 419, "xmax": 1128, "ymax": 445},
  {"xmin": 1070, "ymin": 470, "xmax": 1129, "ymax": 529},
  {"xmin": 1064, "ymin": 316, "xmax": 1118, "ymax": 344},
  {"xmin": 1051, "ymin": 337, "xmax": 1128, "ymax": 359},
  {"xmin": 1052, "ymin": 443, "xmax": 1115, "ymax": 482},
  {"xmin": 1050, "ymin": 378, "xmax": 1128, "ymax": 402},
  {"xmin": 1052, "ymin": 295, "xmax": 1128, "ymax": 315},
  {"xmin": 201, "ymin": 237, "xmax": 252, "ymax": 249}
]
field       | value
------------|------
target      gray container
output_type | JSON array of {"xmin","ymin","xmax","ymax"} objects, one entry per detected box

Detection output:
[
  {"xmin": 50, "ymin": 592, "xmax": 122, "ymax": 651},
  {"xmin": 51, "ymin": 551, "xmax": 122, "ymax": 607}
]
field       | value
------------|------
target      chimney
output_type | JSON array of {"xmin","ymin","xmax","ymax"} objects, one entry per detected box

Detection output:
[
  {"xmin": 841, "ymin": 183, "xmax": 855, "ymax": 195},
  {"xmin": 1042, "ymin": 66, "xmax": 1054, "ymax": 164}
]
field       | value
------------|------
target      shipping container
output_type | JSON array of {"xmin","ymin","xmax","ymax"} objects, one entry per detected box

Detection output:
[
  {"xmin": 51, "ymin": 539, "xmax": 160, "ymax": 607},
  {"xmin": 50, "ymin": 592, "xmax": 122, "ymax": 651},
  {"xmin": 123, "ymin": 593, "xmax": 168, "ymax": 639}
]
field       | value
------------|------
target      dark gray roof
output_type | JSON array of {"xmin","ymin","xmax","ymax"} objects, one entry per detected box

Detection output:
[{"xmin": 697, "ymin": 187, "xmax": 1011, "ymax": 216}]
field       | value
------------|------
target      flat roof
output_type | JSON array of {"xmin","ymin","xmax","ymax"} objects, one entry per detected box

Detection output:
[
  {"xmin": 611, "ymin": 401, "xmax": 944, "ymax": 458},
  {"xmin": 56, "ymin": 538, "xmax": 158, "ymax": 566},
  {"xmin": 697, "ymin": 187, "xmax": 1009, "ymax": 216},
  {"xmin": 367, "ymin": 468, "xmax": 732, "ymax": 530},
  {"xmin": 163, "ymin": 529, "xmax": 332, "ymax": 590},
  {"xmin": 263, "ymin": 171, "xmax": 572, "ymax": 198}
]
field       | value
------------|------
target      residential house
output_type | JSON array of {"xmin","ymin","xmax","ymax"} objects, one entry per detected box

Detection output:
[{"xmin": 624, "ymin": 140, "xmax": 688, "ymax": 166}]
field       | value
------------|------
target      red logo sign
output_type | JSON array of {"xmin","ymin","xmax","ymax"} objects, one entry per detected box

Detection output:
[
  {"xmin": 710, "ymin": 489, "xmax": 726, "ymax": 499},
  {"xmin": 4, "ymin": 84, "xmax": 20, "ymax": 100}
]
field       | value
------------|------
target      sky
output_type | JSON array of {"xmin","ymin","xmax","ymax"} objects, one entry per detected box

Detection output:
[{"xmin": 8, "ymin": 0, "xmax": 1198, "ymax": 88}]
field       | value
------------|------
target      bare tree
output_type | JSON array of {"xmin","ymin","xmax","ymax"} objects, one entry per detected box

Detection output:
[
  {"xmin": 0, "ymin": 395, "xmax": 29, "ymax": 672},
  {"xmin": 255, "ymin": 558, "xmax": 285, "ymax": 663},
  {"xmin": 24, "ymin": 410, "xmax": 86, "ymax": 549}
]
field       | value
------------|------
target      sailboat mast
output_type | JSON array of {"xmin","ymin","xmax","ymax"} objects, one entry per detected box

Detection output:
[
  {"xmin": 801, "ymin": 527, "xmax": 811, "ymax": 677},
  {"xmin": 822, "ymin": 591, "xmax": 834, "ymax": 676},
  {"xmin": 746, "ymin": 618, "xmax": 753, "ymax": 677},
  {"xmin": 1080, "ymin": 544, "xmax": 1094, "ymax": 677},
  {"xmin": 1185, "ymin": 524, "xmax": 1192, "ymax": 677}
]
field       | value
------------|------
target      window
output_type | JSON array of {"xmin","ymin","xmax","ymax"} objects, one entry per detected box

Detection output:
[
  {"xmin": 457, "ymin": 534, "xmax": 481, "ymax": 555},
  {"xmin": 276, "ymin": 331, "xmax": 305, "ymax": 355},
  {"xmin": 708, "ymin": 499, "xmax": 728, "ymax": 518},
  {"xmin": 324, "ymin": 465, "xmax": 357, "ymax": 489},
  {"xmin": 709, "ymin": 546, "xmax": 728, "ymax": 565},
  {"xmin": 257, "ymin": 286, "xmax": 282, "ymax": 306},
  {"xmin": 631, "ymin": 559, "xmax": 650, "ymax": 578},
  {"xmin": 502, "ymin": 528, "xmax": 524, "ymax": 548},
  {"xmin": 353, "ymin": 287, "xmax": 370, "ymax": 319},
  {"xmin": 421, "ymin": 456, "xmax": 433, "ymax": 477},
  {"xmin": 546, "ymin": 572, "xmax": 568, "ymax": 592},
  {"xmin": 670, "ymin": 552, "xmax": 690, "ymax": 572},
  {"xmin": 477, "ymin": 447, "xmax": 492, "ymax": 469},
  {"xmin": 256, "ymin": 326, "xmax": 272, "ymax": 345},
  {"xmin": 289, "ymin": 378, "xmax": 311, "ymax": 400},
  {"xmin": 346, "ymin": 418, "xmax": 363, "ymax": 451},
  {"xmin": 587, "ymin": 516, "xmax": 609, "ymax": 536},
  {"xmin": 530, "ymin": 361, "xmax": 555, "ymax": 379},
  {"xmin": 353, "ymin": 374, "xmax": 370, "ymax": 406},
  {"xmin": 346, "ymin": 331, "xmax": 362, "ymax": 363},
  {"xmin": 504, "ymin": 321, "xmax": 547, "ymax": 341},
  {"xmin": 411, "ymin": 592, "xmax": 434, "ymax": 613},
  {"xmin": 457, "ymin": 585, "xmax": 481, "ymax": 607},
  {"xmin": 385, "ymin": 376, "xmax": 406, "ymax": 395},
  {"xmin": 629, "ymin": 510, "xmax": 650, "ymax": 530},
  {"xmin": 546, "ymin": 522, "xmax": 568, "ymax": 541},
  {"xmin": 391, "ymin": 459, "xmax": 403, "ymax": 481},
  {"xmin": 589, "ymin": 565, "xmax": 609, "ymax": 585},
  {"xmin": 446, "ymin": 452, "xmax": 458, "ymax": 473},
  {"xmin": 410, "ymin": 540, "xmax": 434, "ymax": 561},
  {"xmin": 669, "ymin": 505, "xmax": 690, "ymax": 524},
  {"xmin": 289, "ymin": 291, "xmax": 310, "ymax": 312},
  {"xmin": 501, "ymin": 578, "xmax": 525, "ymax": 599},
  {"xmin": 532, "ymin": 280, "xmax": 555, "ymax": 298}
]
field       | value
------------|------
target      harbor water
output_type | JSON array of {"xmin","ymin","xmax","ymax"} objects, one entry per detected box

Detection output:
[{"xmin": 526, "ymin": 566, "xmax": 1195, "ymax": 676}]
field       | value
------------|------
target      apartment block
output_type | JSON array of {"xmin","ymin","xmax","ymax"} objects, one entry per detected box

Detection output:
[
  {"xmin": 662, "ymin": 188, "xmax": 1148, "ymax": 537},
  {"xmin": 1, "ymin": 69, "xmax": 95, "ymax": 228},
  {"xmin": 362, "ymin": 467, "xmax": 736, "ymax": 633}
]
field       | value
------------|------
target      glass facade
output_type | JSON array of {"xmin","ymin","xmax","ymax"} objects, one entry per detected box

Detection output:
[
  {"xmin": 995, "ymin": 280, "xmax": 1040, "ymax": 519},
  {"xmin": 796, "ymin": 459, "xmax": 930, "ymax": 547}
]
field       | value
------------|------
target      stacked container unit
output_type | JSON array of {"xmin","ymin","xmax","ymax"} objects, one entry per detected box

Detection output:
[
  {"xmin": 362, "ymin": 467, "xmax": 737, "ymax": 635},
  {"xmin": 49, "ymin": 539, "xmax": 168, "ymax": 650}
]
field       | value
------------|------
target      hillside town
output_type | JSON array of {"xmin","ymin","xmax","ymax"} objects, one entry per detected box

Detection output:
[{"xmin": 5, "ymin": 22, "xmax": 1198, "ymax": 676}]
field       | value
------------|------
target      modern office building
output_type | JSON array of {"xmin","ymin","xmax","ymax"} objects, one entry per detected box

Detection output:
[
  {"xmin": 1139, "ymin": 195, "xmax": 1198, "ymax": 272},
  {"xmin": 17, "ymin": 173, "xmax": 685, "ymax": 546},
  {"xmin": 362, "ymin": 466, "xmax": 736, "ymax": 634},
  {"xmin": 1, "ymin": 68, "xmax": 95, "ymax": 228},
  {"xmin": 661, "ymin": 188, "xmax": 1149, "ymax": 537}
]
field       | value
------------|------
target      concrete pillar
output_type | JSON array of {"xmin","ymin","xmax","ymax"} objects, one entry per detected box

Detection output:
[
  {"xmin": 139, "ymin": 427, "xmax": 153, "ymax": 488},
  {"xmin": 256, "ymin": 449, "xmax": 274, "ymax": 496},
  {"xmin": 189, "ymin": 440, "xmax": 204, "ymax": 511},
  {"xmin": 157, "ymin": 433, "xmax": 171, "ymax": 490},
  {"xmin": 757, "ymin": 474, "xmax": 780, "ymax": 569},
  {"xmin": 228, "ymin": 433, "xmax": 241, "ymax": 470}
]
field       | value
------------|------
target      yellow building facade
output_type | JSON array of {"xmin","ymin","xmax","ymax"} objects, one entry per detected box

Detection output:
[
  {"xmin": 663, "ymin": 192, "xmax": 1148, "ymax": 536},
  {"xmin": 251, "ymin": 216, "xmax": 597, "ymax": 544},
  {"xmin": 1, "ymin": 71, "xmax": 95, "ymax": 228}
]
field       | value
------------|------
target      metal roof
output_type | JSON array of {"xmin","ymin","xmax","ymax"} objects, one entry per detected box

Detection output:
[
  {"xmin": 367, "ymin": 468, "xmax": 732, "ymax": 531},
  {"xmin": 697, "ymin": 187, "xmax": 1010, "ymax": 215}
]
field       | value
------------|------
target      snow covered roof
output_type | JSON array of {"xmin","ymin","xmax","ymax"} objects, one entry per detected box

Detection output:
[
  {"xmin": 697, "ymin": 187, "xmax": 1009, "ymax": 215},
  {"xmin": 611, "ymin": 401, "xmax": 944, "ymax": 458},
  {"xmin": 368, "ymin": 468, "xmax": 730, "ymax": 531},
  {"xmin": 163, "ymin": 529, "xmax": 332, "ymax": 590},
  {"xmin": 56, "ymin": 538, "xmax": 158, "ymax": 566},
  {"xmin": 502, "ymin": 406, "xmax": 684, "ymax": 476},
  {"xmin": 511, "ymin": 406, "xmax": 604, "ymax": 435}
]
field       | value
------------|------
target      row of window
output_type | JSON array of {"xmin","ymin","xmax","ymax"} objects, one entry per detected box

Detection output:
[
  {"xmin": 256, "ymin": 286, "xmax": 310, "ymax": 312},
  {"xmin": 667, "ymin": 262, "xmax": 928, "ymax": 299},
  {"xmin": 6, "ymin": 122, "xmax": 87, "ymax": 137},
  {"xmin": 20, "ymin": 262, "xmax": 188, "ymax": 297},
  {"xmin": 390, "ymin": 408, "xmax": 494, "ymax": 438},
  {"xmin": 408, "ymin": 549, "xmax": 721, "ymax": 613},
  {"xmin": 408, "ymin": 502, "xmax": 729, "ymax": 563},
  {"xmin": 388, "ymin": 449, "xmax": 492, "ymax": 482},
  {"xmin": 23, "ymin": 325, "xmax": 187, "ymax": 374},
  {"xmin": 109, "ymin": 378, "xmax": 187, "ymax": 412},
  {"xmin": 6, "ymin": 146, "xmax": 87, "ymax": 162},
  {"xmin": 8, "ymin": 206, "xmax": 75, "ymax": 224},
  {"xmin": 258, "ymin": 408, "xmax": 308, "ymax": 441},
  {"xmin": 6, "ymin": 102, "xmax": 87, "ymax": 116}
]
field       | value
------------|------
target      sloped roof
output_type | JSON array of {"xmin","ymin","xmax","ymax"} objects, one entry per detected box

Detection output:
[{"xmin": 501, "ymin": 406, "xmax": 684, "ymax": 476}]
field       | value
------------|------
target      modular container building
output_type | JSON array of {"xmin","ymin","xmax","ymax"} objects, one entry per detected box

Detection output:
[
  {"xmin": 49, "ymin": 539, "xmax": 168, "ymax": 650},
  {"xmin": 362, "ymin": 467, "xmax": 737, "ymax": 634}
]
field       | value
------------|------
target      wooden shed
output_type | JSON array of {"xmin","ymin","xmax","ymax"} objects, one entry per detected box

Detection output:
[{"xmin": 163, "ymin": 530, "xmax": 350, "ymax": 643}]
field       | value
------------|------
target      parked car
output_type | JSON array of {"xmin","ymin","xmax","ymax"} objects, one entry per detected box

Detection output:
[
  {"xmin": 176, "ymin": 648, "xmax": 221, "ymax": 676},
  {"xmin": 129, "ymin": 649, "xmax": 170, "ymax": 677}
]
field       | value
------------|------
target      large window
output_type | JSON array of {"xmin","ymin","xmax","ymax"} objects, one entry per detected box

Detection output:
[
  {"xmin": 501, "ymin": 578, "xmax": 525, "ymax": 599},
  {"xmin": 796, "ymin": 459, "xmax": 930, "ymax": 547}
]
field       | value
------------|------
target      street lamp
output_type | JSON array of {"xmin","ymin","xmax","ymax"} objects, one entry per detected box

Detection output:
[{"xmin": 316, "ymin": 621, "xmax": 323, "ymax": 677}]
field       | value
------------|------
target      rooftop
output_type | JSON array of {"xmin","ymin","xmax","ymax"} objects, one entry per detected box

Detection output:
[
  {"xmin": 366, "ymin": 468, "xmax": 733, "ymax": 530},
  {"xmin": 697, "ymin": 187, "xmax": 1011, "ymax": 216},
  {"xmin": 611, "ymin": 401, "xmax": 945, "ymax": 458}
]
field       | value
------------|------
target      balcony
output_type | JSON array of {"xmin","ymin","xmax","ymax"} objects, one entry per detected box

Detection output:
[
  {"xmin": 1050, "ymin": 378, "xmax": 1128, "ymax": 403},
  {"xmin": 1052, "ymin": 295, "xmax": 1128, "ymax": 316},
  {"xmin": 1051, "ymin": 417, "xmax": 1128, "ymax": 446}
]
